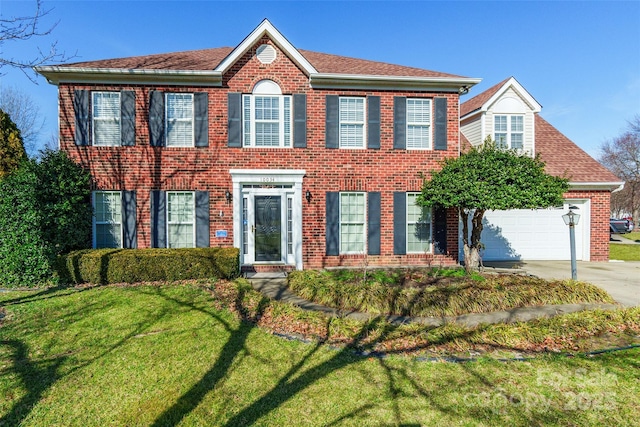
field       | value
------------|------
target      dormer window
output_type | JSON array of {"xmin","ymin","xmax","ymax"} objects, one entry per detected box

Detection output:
[{"xmin": 494, "ymin": 115, "xmax": 523, "ymax": 149}]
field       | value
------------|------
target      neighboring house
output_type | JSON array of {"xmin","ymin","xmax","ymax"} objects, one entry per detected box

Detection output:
[
  {"xmin": 460, "ymin": 77, "xmax": 623, "ymax": 262},
  {"xmin": 35, "ymin": 20, "xmax": 620, "ymax": 271},
  {"xmin": 36, "ymin": 20, "xmax": 481, "ymax": 272}
]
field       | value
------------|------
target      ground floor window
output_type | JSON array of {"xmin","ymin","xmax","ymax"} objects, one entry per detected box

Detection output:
[
  {"xmin": 406, "ymin": 192, "xmax": 432, "ymax": 253},
  {"xmin": 167, "ymin": 191, "xmax": 195, "ymax": 248},
  {"xmin": 340, "ymin": 192, "xmax": 366, "ymax": 253},
  {"xmin": 93, "ymin": 191, "xmax": 122, "ymax": 248}
]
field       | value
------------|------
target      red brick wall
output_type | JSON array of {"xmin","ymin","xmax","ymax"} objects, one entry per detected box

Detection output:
[
  {"xmin": 564, "ymin": 190, "xmax": 611, "ymax": 261},
  {"xmin": 57, "ymin": 37, "xmax": 461, "ymax": 269}
]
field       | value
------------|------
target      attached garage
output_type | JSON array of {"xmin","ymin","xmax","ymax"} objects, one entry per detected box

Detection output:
[{"xmin": 461, "ymin": 200, "xmax": 590, "ymax": 262}]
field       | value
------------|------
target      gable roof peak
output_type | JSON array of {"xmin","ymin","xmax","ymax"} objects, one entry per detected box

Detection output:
[
  {"xmin": 460, "ymin": 76, "xmax": 541, "ymax": 118},
  {"xmin": 214, "ymin": 19, "xmax": 317, "ymax": 76}
]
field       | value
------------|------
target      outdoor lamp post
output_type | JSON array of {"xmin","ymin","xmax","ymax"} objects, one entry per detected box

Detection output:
[{"xmin": 562, "ymin": 206, "xmax": 581, "ymax": 280}]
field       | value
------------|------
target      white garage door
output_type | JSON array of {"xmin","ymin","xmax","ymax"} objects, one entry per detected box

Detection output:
[{"xmin": 461, "ymin": 201, "xmax": 589, "ymax": 261}]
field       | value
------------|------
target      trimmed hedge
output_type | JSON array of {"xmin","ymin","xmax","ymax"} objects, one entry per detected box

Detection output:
[{"xmin": 57, "ymin": 247, "xmax": 240, "ymax": 285}]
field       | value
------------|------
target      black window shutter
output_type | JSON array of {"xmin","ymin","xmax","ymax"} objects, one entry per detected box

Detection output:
[
  {"xmin": 326, "ymin": 192, "xmax": 339, "ymax": 255},
  {"xmin": 293, "ymin": 94, "xmax": 307, "ymax": 148},
  {"xmin": 121, "ymin": 91, "xmax": 135, "ymax": 146},
  {"xmin": 393, "ymin": 192, "xmax": 407, "ymax": 255},
  {"xmin": 195, "ymin": 191, "xmax": 210, "ymax": 248},
  {"xmin": 367, "ymin": 192, "xmax": 381, "ymax": 255},
  {"xmin": 150, "ymin": 190, "xmax": 166, "ymax": 248},
  {"xmin": 122, "ymin": 191, "xmax": 137, "ymax": 249},
  {"xmin": 149, "ymin": 91, "xmax": 165, "ymax": 147},
  {"xmin": 228, "ymin": 93, "xmax": 242, "ymax": 148},
  {"xmin": 73, "ymin": 90, "xmax": 90, "ymax": 146},
  {"xmin": 434, "ymin": 97, "xmax": 448, "ymax": 151},
  {"xmin": 325, "ymin": 95, "xmax": 339, "ymax": 149},
  {"xmin": 367, "ymin": 96, "xmax": 380, "ymax": 149},
  {"xmin": 393, "ymin": 96, "xmax": 406, "ymax": 150},
  {"xmin": 194, "ymin": 93, "xmax": 209, "ymax": 147},
  {"xmin": 433, "ymin": 205, "xmax": 447, "ymax": 254}
]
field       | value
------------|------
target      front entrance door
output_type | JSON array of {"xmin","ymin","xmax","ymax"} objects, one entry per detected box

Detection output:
[
  {"xmin": 254, "ymin": 195, "xmax": 281, "ymax": 261},
  {"xmin": 230, "ymin": 169, "xmax": 305, "ymax": 270}
]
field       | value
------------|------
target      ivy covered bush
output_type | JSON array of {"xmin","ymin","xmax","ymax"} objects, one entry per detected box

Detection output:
[{"xmin": 0, "ymin": 150, "xmax": 92, "ymax": 287}]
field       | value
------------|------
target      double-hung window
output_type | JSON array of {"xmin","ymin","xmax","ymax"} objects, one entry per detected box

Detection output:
[
  {"xmin": 167, "ymin": 191, "xmax": 195, "ymax": 248},
  {"xmin": 166, "ymin": 93, "xmax": 194, "ymax": 147},
  {"xmin": 243, "ymin": 95, "xmax": 292, "ymax": 147},
  {"xmin": 406, "ymin": 193, "xmax": 432, "ymax": 253},
  {"xmin": 339, "ymin": 97, "xmax": 366, "ymax": 148},
  {"xmin": 340, "ymin": 192, "xmax": 366, "ymax": 253},
  {"xmin": 406, "ymin": 99, "xmax": 432, "ymax": 149},
  {"xmin": 93, "ymin": 191, "xmax": 122, "ymax": 248},
  {"xmin": 242, "ymin": 80, "xmax": 292, "ymax": 148},
  {"xmin": 92, "ymin": 92, "xmax": 121, "ymax": 146},
  {"xmin": 494, "ymin": 115, "xmax": 524, "ymax": 149}
]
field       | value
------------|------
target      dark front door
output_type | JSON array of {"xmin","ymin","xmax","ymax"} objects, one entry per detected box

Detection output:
[{"xmin": 255, "ymin": 195, "xmax": 281, "ymax": 261}]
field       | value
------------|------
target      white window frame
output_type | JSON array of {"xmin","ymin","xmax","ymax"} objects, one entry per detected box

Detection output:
[
  {"xmin": 166, "ymin": 191, "xmax": 195, "ymax": 248},
  {"xmin": 339, "ymin": 192, "xmax": 367, "ymax": 254},
  {"xmin": 406, "ymin": 193, "xmax": 432, "ymax": 253},
  {"xmin": 165, "ymin": 93, "xmax": 194, "ymax": 147},
  {"xmin": 406, "ymin": 98, "xmax": 432, "ymax": 150},
  {"xmin": 92, "ymin": 92, "xmax": 121, "ymax": 146},
  {"xmin": 339, "ymin": 97, "xmax": 366, "ymax": 149},
  {"xmin": 242, "ymin": 94, "xmax": 292, "ymax": 147},
  {"xmin": 494, "ymin": 114, "xmax": 524, "ymax": 149},
  {"xmin": 93, "ymin": 191, "xmax": 123, "ymax": 248}
]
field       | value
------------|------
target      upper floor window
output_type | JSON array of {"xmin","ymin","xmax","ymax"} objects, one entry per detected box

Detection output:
[
  {"xmin": 406, "ymin": 99, "xmax": 432, "ymax": 150},
  {"xmin": 494, "ymin": 115, "xmax": 523, "ymax": 149},
  {"xmin": 92, "ymin": 92, "xmax": 121, "ymax": 146},
  {"xmin": 339, "ymin": 97, "xmax": 366, "ymax": 148},
  {"xmin": 243, "ymin": 80, "xmax": 292, "ymax": 147},
  {"xmin": 166, "ymin": 93, "xmax": 194, "ymax": 147}
]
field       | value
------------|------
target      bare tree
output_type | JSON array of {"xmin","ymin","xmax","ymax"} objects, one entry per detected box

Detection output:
[
  {"xmin": 0, "ymin": 0, "xmax": 74, "ymax": 82},
  {"xmin": 600, "ymin": 115, "xmax": 640, "ymax": 220},
  {"xmin": 0, "ymin": 86, "xmax": 45, "ymax": 154}
]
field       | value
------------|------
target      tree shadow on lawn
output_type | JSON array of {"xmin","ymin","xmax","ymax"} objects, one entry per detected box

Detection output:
[
  {"xmin": 149, "ymin": 285, "xmax": 634, "ymax": 427},
  {"xmin": 0, "ymin": 340, "xmax": 66, "ymax": 427},
  {"xmin": 2, "ymin": 284, "xmax": 631, "ymax": 426}
]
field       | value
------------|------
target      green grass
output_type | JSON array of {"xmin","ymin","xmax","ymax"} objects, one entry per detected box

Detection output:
[
  {"xmin": 287, "ymin": 269, "xmax": 614, "ymax": 317},
  {"xmin": 610, "ymin": 243, "xmax": 640, "ymax": 261},
  {"xmin": 625, "ymin": 231, "xmax": 640, "ymax": 242},
  {"xmin": 1, "ymin": 282, "xmax": 639, "ymax": 426}
]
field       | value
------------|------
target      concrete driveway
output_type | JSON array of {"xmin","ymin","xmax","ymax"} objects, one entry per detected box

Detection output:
[{"xmin": 486, "ymin": 261, "xmax": 640, "ymax": 307}]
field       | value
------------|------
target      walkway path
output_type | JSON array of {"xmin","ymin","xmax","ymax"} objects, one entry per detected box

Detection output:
[{"xmin": 247, "ymin": 273, "xmax": 620, "ymax": 328}]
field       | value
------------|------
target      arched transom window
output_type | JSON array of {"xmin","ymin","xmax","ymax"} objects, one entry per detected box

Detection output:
[{"xmin": 243, "ymin": 80, "xmax": 292, "ymax": 147}]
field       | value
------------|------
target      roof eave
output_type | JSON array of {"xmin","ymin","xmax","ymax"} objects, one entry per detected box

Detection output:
[
  {"xmin": 568, "ymin": 181, "xmax": 625, "ymax": 192},
  {"xmin": 310, "ymin": 74, "xmax": 481, "ymax": 92},
  {"xmin": 35, "ymin": 66, "xmax": 223, "ymax": 86}
]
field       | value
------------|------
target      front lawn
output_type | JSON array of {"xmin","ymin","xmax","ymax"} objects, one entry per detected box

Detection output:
[
  {"xmin": 1, "ymin": 281, "xmax": 639, "ymax": 426},
  {"xmin": 610, "ymin": 243, "xmax": 640, "ymax": 261}
]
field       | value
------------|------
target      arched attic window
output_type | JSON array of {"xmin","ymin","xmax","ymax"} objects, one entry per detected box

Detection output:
[{"xmin": 242, "ymin": 80, "xmax": 292, "ymax": 148}]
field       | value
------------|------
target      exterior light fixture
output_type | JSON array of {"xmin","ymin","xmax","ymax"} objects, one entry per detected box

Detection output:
[
  {"xmin": 562, "ymin": 205, "xmax": 580, "ymax": 280},
  {"xmin": 225, "ymin": 190, "xmax": 232, "ymax": 204},
  {"xmin": 305, "ymin": 190, "xmax": 312, "ymax": 204}
]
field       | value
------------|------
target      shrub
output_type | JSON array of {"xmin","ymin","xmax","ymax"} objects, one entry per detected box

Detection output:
[
  {"xmin": 0, "ymin": 167, "xmax": 54, "ymax": 287},
  {"xmin": 57, "ymin": 247, "xmax": 240, "ymax": 284}
]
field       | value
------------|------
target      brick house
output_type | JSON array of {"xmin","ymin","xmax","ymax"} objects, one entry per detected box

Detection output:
[{"xmin": 36, "ymin": 20, "xmax": 621, "ymax": 271}]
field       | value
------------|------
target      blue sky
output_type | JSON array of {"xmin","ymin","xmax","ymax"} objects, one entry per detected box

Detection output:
[{"xmin": 2, "ymin": 0, "xmax": 639, "ymax": 158}]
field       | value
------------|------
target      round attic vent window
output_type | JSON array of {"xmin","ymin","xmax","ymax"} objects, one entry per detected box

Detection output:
[{"xmin": 256, "ymin": 44, "xmax": 276, "ymax": 64}]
